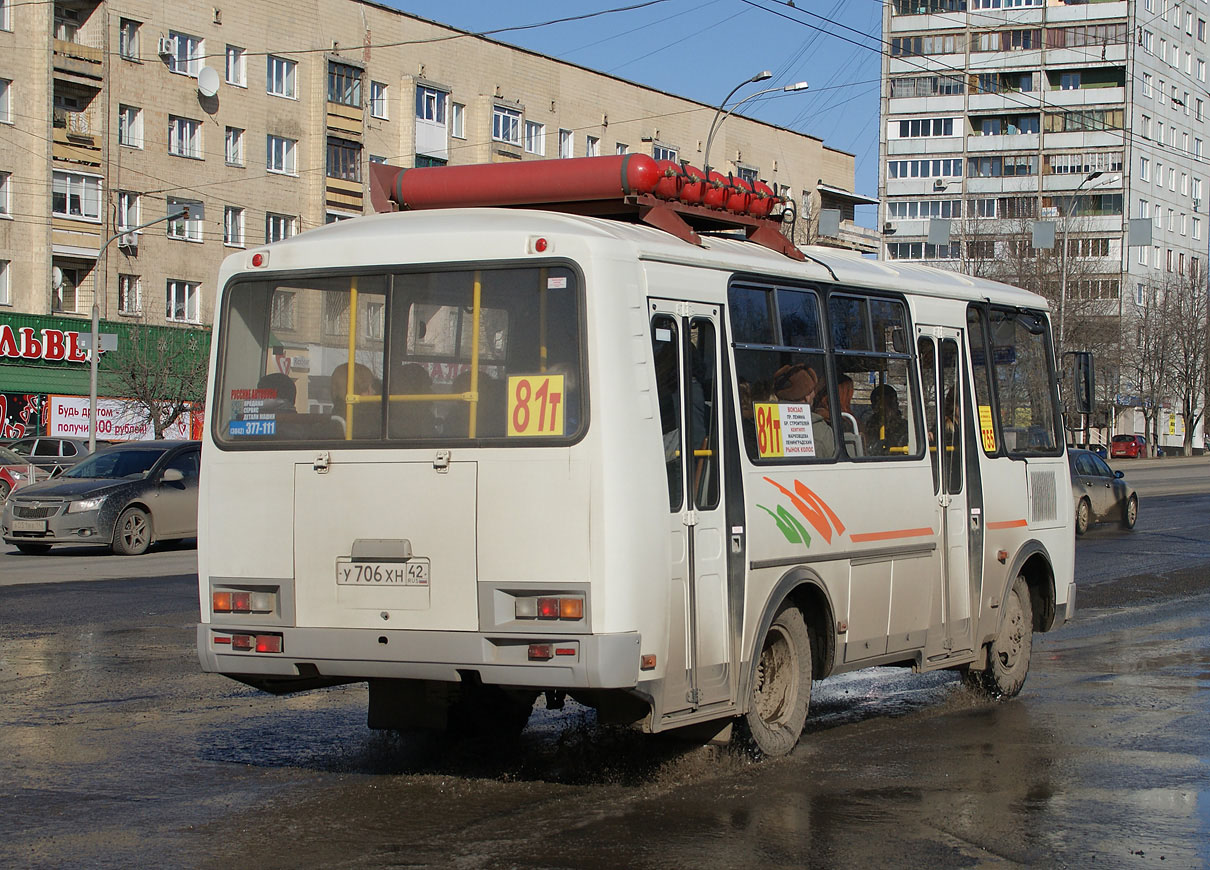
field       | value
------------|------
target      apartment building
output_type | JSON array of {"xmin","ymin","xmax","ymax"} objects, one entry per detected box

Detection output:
[{"xmin": 879, "ymin": 0, "xmax": 1209, "ymax": 443}]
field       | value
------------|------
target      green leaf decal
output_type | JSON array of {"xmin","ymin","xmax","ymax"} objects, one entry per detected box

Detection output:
[{"xmin": 757, "ymin": 503, "xmax": 812, "ymax": 546}]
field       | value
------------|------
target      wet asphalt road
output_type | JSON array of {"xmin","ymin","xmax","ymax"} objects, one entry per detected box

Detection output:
[{"xmin": 0, "ymin": 458, "xmax": 1208, "ymax": 869}]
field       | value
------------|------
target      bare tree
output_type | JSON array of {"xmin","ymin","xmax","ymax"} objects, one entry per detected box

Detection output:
[
  {"xmin": 102, "ymin": 321, "xmax": 210, "ymax": 439},
  {"xmin": 1120, "ymin": 280, "xmax": 1174, "ymax": 457},
  {"xmin": 1164, "ymin": 270, "xmax": 1208, "ymax": 455}
]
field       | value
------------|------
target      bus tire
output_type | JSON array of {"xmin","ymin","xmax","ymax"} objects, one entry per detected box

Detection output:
[
  {"xmin": 964, "ymin": 574, "xmax": 1033, "ymax": 699},
  {"xmin": 738, "ymin": 602, "xmax": 812, "ymax": 758}
]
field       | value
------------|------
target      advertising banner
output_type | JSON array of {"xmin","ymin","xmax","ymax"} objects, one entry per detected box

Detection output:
[
  {"xmin": 0, "ymin": 393, "xmax": 46, "ymax": 439},
  {"xmin": 46, "ymin": 395, "xmax": 192, "ymax": 441}
]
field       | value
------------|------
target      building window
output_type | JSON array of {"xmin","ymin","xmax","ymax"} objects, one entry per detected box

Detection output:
[
  {"xmin": 225, "ymin": 45, "xmax": 246, "ymax": 86},
  {"xmin": 368, "ymin": 154, "xmax": 387, "ymax": 164},
  {"xmin": 652, "ymin": 144, "xmax": 678, "ymax": 162},
  {"xmin": 224, "ymin": 206, "xmax": 245, "ymax": 247},
  {"xmin": 225, "ymin": 127, "xmax": 244, "ymax": 165},
  {"xmin": 1059, "ymin": 72, "xmax": 1081, "ymax": 90},
  {"xmin": 585, "ymin": 135, "xmax": 600, "ymax": 157},
  {"xmin": 271, "ymin": 290, "xmax": 296, "ymax": 330},
  {"xmin": 52, "ymin": 171, "xmax": 101, "ymax": 221},
  {"xmin": 0, "ymin": 171, "xmax": 9, "ymax": 216},
  {"xmin": 492, "ymin": 106, "xmax": 521, "ymax": 145},
  {"xmin": 118, "ymin": 105, "xmax": 142, "ymax": 148},
  {"xmin": 450, "ymin": 102, "xmax": 465, "ymax": 138},
  {"xmin": 559, "ymin": 128, "xmax": 573, "ymax": 158},
  {"xmin": 616, "ymin": 142, "xmax": 629, "ymax": 155},
  {"xmin": 266, "ymin": 213, "xmax": 296, "ymax": 243},
  {"xmin": 328, "ymin": 61, "xmax": 361, "ymax": 107},
  {"xmin": 415, "ymin": 154, "xmax": 445, "ymax": 168},
  {"xmin": 168, "ymin": 31, "xmax": 203, "ymax": 77},
  {"xmin": 166, "ymin": 197, "xmax": 203, "ymax": 241},
  {"xmin": 326, "ymin": 137, "xmax": 361, "ymax": 181},
  {"xmin": 119, "ymin": 18, "xmax": 140, "ymax": 59},
  {"xmin": 166, "ymin": 280, "xmax": 200, "ymax": 323},
  {"xmin": 1140, "ymin": 157, "xmax": 1150, "ymax": 181},
  {"xmin": 524, "ymin": 120, "xmax": 545, "ymax": 155},
  {"xmin": 266, "ymin": 135, "xmax": 297, "ymax": 174},
  {"xmin": 267, "ymin": 55, "xmax": 297, "ymax": 98},
  {"xmin": 737, "ymin": 166, "xmax": 759, "ymax": 183},
  {"xmin": 0, "ymin": 78, "xmax": 10, "ymax": 123},
  {"xmin": 370, "ymin": 81, "xmax": 388, "ymax": 119},
  {"xmin": 0, "ymin": 260, "xmax": 9, "ymax": 306},
  {"xmin": 895, "ymin": 117, "xmax": 955, "ymax": 138},
  {"xmin": 1200, "ymin": 59, "xmax": 1207, "ymax": 82},
  {"xmin": 168, "ymin": 116, "xmax": 201, "ymax": 158},
  {"xmin": 118, "ymin": 275, "xmax": 141, "ymax": 315},
  {"xmin": 52, "ymin": 267, "xmax": 77, "ymax": 313},
  {"xmin": 415, "ymin": 86, "xmax": 446, "ymax": 123},
  {"xmin": 1142, "ymin": 73, "xmax": 1152, "ymax": 97},
  {"xmin": 117, "ymin": 190, "xmax": 139, "ymax": 234}
]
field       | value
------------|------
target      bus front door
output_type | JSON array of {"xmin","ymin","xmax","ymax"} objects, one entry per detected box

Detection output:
[
  {"xmin": 918, "ymin": 328, "xmax": 979, "ymax": 659},
  {"xmin": 650, "ymin": 300, "xmax": 732, "ymax": 716}
]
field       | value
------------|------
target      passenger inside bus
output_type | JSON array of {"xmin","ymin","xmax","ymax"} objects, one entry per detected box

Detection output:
[
  {"xmin": 389, "ymin": 363, "xmax": 436, "ymax": 438},
  {"xmin": 331, "ymin": 362, "xmax": 383, "ymax": 438},
  {"xmin": 863, "ymin": 384, "xmax": 909, "ymax": 454},
  {"xmin": 774, "ymin": 363, "xmax": 835, "ymax": 459}
]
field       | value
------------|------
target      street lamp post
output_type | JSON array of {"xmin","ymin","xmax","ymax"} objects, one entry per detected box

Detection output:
[
  {"xmin": 87, "ymin": 207, "xmax": 191, "ymax": 452},
  {"xmin": 702, "ymin": 73, "xmax": 809, "ymax": 176}
]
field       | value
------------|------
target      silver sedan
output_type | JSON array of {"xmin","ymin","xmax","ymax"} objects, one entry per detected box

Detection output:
[{"xmin": 1069, "ymin": 448, "xmax": 1138, "ymax": 535}]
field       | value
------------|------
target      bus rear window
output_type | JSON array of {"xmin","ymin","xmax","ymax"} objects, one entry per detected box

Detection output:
[{"xmin": 214, "ymin": 265, "xmax": 584, "ymax": 446}]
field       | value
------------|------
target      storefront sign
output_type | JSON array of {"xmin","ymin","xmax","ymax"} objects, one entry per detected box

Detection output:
[
  {"xmin": 0, "ymin": 393, "xmax": 45, "ymax": 438},
  {"xmin": 47, "ymin": 395, "xmax": 192, "ymax": 441},
  {"xmin": 0, "ymin": 326, "xmax": 89, "ymax": 363}
]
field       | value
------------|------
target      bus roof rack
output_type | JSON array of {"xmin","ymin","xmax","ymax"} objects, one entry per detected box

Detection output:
[{"xmin": 368, "ymin": 155, "xmax": 805, "ymax": 261}]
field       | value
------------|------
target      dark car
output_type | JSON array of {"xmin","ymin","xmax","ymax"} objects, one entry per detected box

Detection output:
[
  {"xmin": 0, "ymin": 440, "xmax": 200, "ymax": 555},
  {"xmin": 1069, "ymin": 448, "xmax": 1138, "ymax": 534},
  {"xmin": 1109, "ymin": 434, "xmax": 1146, "ymax": 459},
  {"xmin": 4, "ymin": 436, "xmax": 92, "ymax": 474}
]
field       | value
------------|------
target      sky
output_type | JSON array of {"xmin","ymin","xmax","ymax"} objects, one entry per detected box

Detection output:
[{"xmin": 382, "ymin": 0, "xmax": 885, "ymax": 204}]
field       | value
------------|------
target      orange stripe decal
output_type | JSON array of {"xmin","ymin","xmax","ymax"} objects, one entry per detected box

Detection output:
[
  {"xmin": 986, "ymin": 519, "xmax": 1028, "ymax": 530},
  {"xmin": 849, "ymin": 527, "xmax": 935, "ymax": 543}
]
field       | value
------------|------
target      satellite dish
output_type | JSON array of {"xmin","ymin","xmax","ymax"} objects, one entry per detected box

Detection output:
[
  {"xmin": 197, "ymin": 66, "xmax": 220, "ymax": 98},
  {"xmin": 51, "ymin": 267, "xmax": 63, "ymax": 290}
]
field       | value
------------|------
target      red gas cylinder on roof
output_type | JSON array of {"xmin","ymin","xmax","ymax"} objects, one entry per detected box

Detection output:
[
  {"xmin": 726, "ymin": 176, "xmax": 753, "ymax": 215},
  {"xmin": 679, "ymin": 164, "xmax": 707, "ymax": 205},
  {"xmin": 749, "ymin": 180, "xmax": 777, "ymax": 218},
  {"xmin": 703, "ymin": 170, "xmax": 730, "ymax": 210},
  {"xmin": 653, "ymin": 160, "xmax": 685, "ymax": 201}
]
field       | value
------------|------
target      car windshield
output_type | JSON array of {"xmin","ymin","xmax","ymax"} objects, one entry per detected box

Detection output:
[
  {"xmin": 1111, "ymin": 435, "xmax": 1134, "ymax": 442},
  {"xmin": 63, "ymin": 447, "xmax": 167, "ymax": 479},
  {"xmin": 0, "ymin": 446, "xmax": 25, "ymax": 465}
]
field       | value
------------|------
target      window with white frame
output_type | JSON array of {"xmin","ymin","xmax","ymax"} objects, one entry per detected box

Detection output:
[
  {"xmin": 52, "ymin": 171, "xmax": 101, "ymax": 220},
  {"xmin": 1195, "ymin": 217, "xmax": 1202, "ymax": 239},
  {"xmin": 166, "ymin": 280, "xmax": 199, "ymax": 323},
  {"xmin": 118, "ymin": 18, "xmax": 139, "ymax": 58},
  {"xmin": 328, "ymin": 61, "xmax": 361, "ymax": 107},
  {"xmin": 117, "ymin": 190, "xmax": 139, "ymax": 232},
  {"xmin": 1194, "ymin": 177, "xmax": 1203, "ymax": 200},
  {"xmin": 225, "ymin": 126, "xmax": 243, "ymax": 165},
  {"xmin": 266, "ymin": 212, "xmax": 296, "ymax": 243},
  {"xmin": 1200, "ymin": 59, "xmax": 1207, "ymax": 82},
  {"xmin": 326, "ymin": 137, "xmax": 361, "ymax": 182},
  {"xmin": 1142, "ymin": 73, "xmax": 1152, "ymax": 97},
  {"xmin": 271, "ymin": 290, "xmax": 296, "ymax": 330},
  {"xmin": 224, "ymin": 206, "xmax": 245, "ymax": 247},
  {"xmin": 737, "ymin": 166, "xmax": 759, "ymax": 183},
  {"xmin": 266, "ymin": 135, "xmax": 296, "ymax": 174},
  {"xmin": 559, "ymin": 128, "xmax": 573, "ymax": 158},
  {"xmin": 370, "ymin": 81, "xmax": 388, "ymax": 119},
  {"xmin": 118, "ymin": 274, "xmax": 141, "ymax": 314},
  {"xmin": 524, "ymin": 120, "xmax": 545, "ymax": 155},
  {"xmin": 585, "ymin": 135, "xmax": 600, "ymax": 157},
  {"xmin": 0, "ymin": 259, "xmax": 8, "ymax": 306},
  {"xmin": 1138, "ymin": 241, "xmax": 1148, "ymax": 265},
  {"xmin": 492, "ymin": 105, "xmax": 521, "ymax": 144},
  {"xmin": 166, "ymin": 197, "xmax": 203, "ymax": 241},
  {"xmin": 0, "ymin": 78, "xmax": 10, "ymax": 123},
  {"xmin": 118, "ymin": 105, "xmax": 142, "ymax": 148},
  {"xmin": 416, "ymin": 86, "xmax": 446, "ymax": 123},
  {"xmin": 1140, "ymin": 157, "xmax": 1150, "ymax": 181},
  {"xmin": 652, "ymin": 144, "xmax": 678, "ymax": 162},
  {"xmin": 168, "ymin": 116, "xmax": 201, "ymax": 158},
  {"xmin": 225, "ymin": 45, "xmax": 246, "ymax": 86},
  {"xmin": 267, "ymin": 55, "xmax": 297, "ymax": 98},
  {"xmin": 450, "ymin": 102, "xmax": 465, "ymax": 138},
  {"xmin": 169, "ymin": 31, "xmax": 203, "ymax": 77},
  {"xmin": 0, "ymin": 171, "xmax": 9, "ymax": 216},
  {"xmin": 616, "ymin": 142, "xmax": 629, "ymax": 155}
]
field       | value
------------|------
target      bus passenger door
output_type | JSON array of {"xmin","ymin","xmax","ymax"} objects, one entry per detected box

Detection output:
[
  {"xmin": 918, "ymin": 328, "xmax": 976, "ymax": 658},
  {"xmin": 650, "ymin": 300, "xmax": 731, "ymax": 715}
]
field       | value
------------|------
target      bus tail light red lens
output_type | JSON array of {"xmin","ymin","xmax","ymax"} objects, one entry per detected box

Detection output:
[
  {"xmin": 231, "ymin": 634, "xmax": 254, "ymax": 650},
  {"xmin": 537, "ymin": 598, "xmax": 560, "ymax": 619},
  {"xmin": 528, "ymin": 644, "xmax": 554, "ymax": 661},
  {"xmin": 228, "ymin": 633, "xmax": 282, "ymax": 653},
  {"xmin": 231, "ymin": 592, "xmax": 252, "ymax": 612},
  {"xmin": 516, "ymin": 595, "xmax": 585, "ymax": 621},
  {"xmin": 255, "ymin": 634, "xmax": 283, "ymax": 653}
]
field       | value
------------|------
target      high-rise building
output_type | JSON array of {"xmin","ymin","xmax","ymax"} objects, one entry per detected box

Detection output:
[{"xmin": 879, "ymin": 0, "xmax": 1208, "ymax": 446}]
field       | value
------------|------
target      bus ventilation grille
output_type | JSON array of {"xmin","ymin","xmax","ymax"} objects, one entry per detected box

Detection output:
[{"xmin": 1029, "ymin": 469, "xmax": 1057, "ymax": 524}]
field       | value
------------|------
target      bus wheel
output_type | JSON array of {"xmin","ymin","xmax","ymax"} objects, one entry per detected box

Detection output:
[
  {"xmin": 964, "ymin": 574, "xmax": 1033, "ymax": 699},
  {"xmin": 739, "ymin": 603, "xmax": 811, "ymax": 758},
  {"xmin": 1075, "ymin": 498, "xmax": 1091, "ymax": 535}
]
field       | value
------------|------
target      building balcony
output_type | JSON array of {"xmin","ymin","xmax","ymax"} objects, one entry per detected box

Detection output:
[
  {"xmin": 886, "ymin": 178, "xmax": 963, "ymax": 197},
  {"xmin": 1043, "ymin": 87, "xmax": 1125, "ymax": 109},
  {"xmin": 1044, "ymin": 1, "xmax": 1127, "ymax": 24},
  {"xmin": 1043, "ymin": 130, "xmax": 1125, "ymax": 150},
  {"xmin": 968, "ymin": 92, "xmax": 1044, "ymax": 113},
  {"xmin": 888, "ymin": 95, "xmax": 965, "ymax": 115},
  {"xmin": 886, "ymin": 137, "xmax": 964, "ymax": 157},
  {"xmin": 52, "ymin": 38, "xmax": 104, "ymax": 86},
  {"xmin": 967, "ymin": 132, "xmax": 1040, "ymax": 152},
  {"xmin": 1045, "ymin": 45, "xmax": 1127, "ymax": 66},
  {"xmin": 965, "ymin": 176, "xmax": 1041, "ymax": 194}
]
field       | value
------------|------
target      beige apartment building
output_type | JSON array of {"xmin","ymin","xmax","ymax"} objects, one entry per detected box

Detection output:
[{"xmin": 0, "ymin": 0, "xmax": 863, "ymax": 338}]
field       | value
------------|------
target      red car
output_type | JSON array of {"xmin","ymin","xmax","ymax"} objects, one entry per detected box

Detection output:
[
  {"xmin": 0, "ymin": 445, "xmax": 45, "ymax": 503},
  {"xmin": 1110, "ymin": 434, "xmax": 1146, "ymax": 459}
]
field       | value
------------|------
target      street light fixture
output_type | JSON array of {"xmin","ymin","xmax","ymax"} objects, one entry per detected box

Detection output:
[
  {"xmin": 1058, "ymin": 170, "xmax": 1119, "ymax": 353},
  {"xmin": 703, "ymin": 72, "xmax": 808, "ymax": 176}
]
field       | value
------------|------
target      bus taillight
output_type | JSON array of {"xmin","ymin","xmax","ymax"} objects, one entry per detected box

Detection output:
[{"xmin": 515, "ymin": 595, "xmax": 584, "ymax": 621}]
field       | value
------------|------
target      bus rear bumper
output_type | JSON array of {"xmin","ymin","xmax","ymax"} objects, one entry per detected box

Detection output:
[{"xmin": 197, "ymin": 623, "xmax": 642, "ymax": 691}]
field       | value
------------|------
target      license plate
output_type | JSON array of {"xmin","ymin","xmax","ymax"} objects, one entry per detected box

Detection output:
[
  {"xmin": 336, "ymin": 558, "xmax": 429, "ymax": 586},
  {"xmin": 12, "ymin": 519, "xmax": 47, "ymax": 533}
]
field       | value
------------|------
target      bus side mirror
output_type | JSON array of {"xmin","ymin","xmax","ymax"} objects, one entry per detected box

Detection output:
[{"xmin": 1069, "ymin": 351, "xmax": 1094, "ymax": 415}]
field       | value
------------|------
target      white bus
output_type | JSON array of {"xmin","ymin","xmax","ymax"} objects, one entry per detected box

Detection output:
[{"xmin": 198, "ymin": 159, "xmax": 1076, "ymax": 756}]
